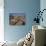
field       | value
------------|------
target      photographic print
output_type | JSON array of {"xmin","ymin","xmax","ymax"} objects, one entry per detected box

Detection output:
[{"xmin": 9, "ymin": 13, "xmax": 26, "ymax": 25}]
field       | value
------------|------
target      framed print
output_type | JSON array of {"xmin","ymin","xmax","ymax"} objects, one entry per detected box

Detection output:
[{"xmin": 9, "ymin": 13, "xmax": 26, "ymax": 25}]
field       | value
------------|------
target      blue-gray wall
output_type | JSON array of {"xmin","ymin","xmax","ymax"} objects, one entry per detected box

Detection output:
[
  {"xmin": 40, "ymin": 0, "xmax": 46, "ymax": 27},
  {"xmin": 4, "ymin": 0, "xmax": 40, "ymax": 42}
]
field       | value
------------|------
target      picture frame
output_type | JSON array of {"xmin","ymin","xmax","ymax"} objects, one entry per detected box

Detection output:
[{"xmin": 9, "ymin": 13, "xmax": 26, "ymax": 25}]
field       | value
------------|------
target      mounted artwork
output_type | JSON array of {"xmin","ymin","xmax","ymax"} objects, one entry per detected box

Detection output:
[{"xmin": 9, "ymin": 13, "xmax": 26, "ymax": 25}]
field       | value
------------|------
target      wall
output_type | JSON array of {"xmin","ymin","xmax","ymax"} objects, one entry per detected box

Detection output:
[
  {"xmin": 40, "ymin": 0, "xmax": 46, "ymax": 27},
  {"xmin": 4, "ymin": 0, "xmax": 40, "ymax": 42}
]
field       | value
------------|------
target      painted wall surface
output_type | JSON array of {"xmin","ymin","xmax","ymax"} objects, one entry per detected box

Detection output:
[
  {"xmin": 4, "ymin": 0, "xmax": 40, "ymax": 42},
  {"xmin": 40, "ymin": 0, "xmax": 46, "ymax": 27}
]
